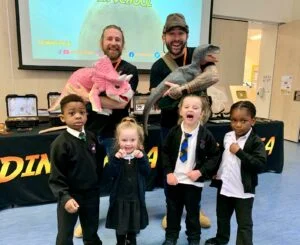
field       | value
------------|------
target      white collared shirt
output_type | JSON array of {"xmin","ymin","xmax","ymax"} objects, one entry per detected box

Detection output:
[
  {"xmin": 174, "ymin": 122, "xmax": 203, "ymax": 188},
  {"xmin": 67, "ymin": 127, "xmax": 86, "ymax": 140},
  {"xmin": 217, "ymin": 128, "xmax": 255, "ymax": 198}
]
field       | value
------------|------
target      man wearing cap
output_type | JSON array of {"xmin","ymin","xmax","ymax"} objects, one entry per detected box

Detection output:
[
  {"xmin": 150, "ymin": 12, "xmax": 219, "ymax": 243},
  {"xmin": 150, "ymin": 13, "xmax": 218, "ymax": 139}
]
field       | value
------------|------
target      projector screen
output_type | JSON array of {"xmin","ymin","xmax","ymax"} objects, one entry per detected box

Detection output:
[{"xmin": 15, "ymin": 0, "xmax": 213, "ymax": 72}]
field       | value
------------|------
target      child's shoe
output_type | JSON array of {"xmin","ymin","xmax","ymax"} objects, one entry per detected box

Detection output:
[{"xmin": 205, "ymin": 237, "xmax": 227, "ymax": 245}]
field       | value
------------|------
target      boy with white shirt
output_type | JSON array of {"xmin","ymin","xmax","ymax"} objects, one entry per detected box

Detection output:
[
  {"xmin": 161, "ymin": 94, "xmax": 220, "ymax": 245},
  {"xmin": 49, "ymin": 94, "xmax": 105, "ymax": 245}
]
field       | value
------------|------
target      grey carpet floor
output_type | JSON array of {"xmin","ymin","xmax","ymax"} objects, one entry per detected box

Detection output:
[{"xmin": 0, "ymin": 141, "xmax": 299, "ymax": 245}]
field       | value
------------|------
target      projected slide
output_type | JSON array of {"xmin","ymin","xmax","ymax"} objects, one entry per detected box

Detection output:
[{"xmin": 17, "ymin": 0, "xmax": 212, "ymax": 70}]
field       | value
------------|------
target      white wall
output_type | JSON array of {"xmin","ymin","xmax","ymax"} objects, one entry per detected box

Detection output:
[
  {"xmin": 213, "ymin": 0, "xmax": 294, "ymax": 23},
  {"xmin": 0, "ymin": 0, "xmax": 299, "ymax": 122},
  {"xmin": 292, "ymin": 0, "xmax": 300, "ymax": 20}
]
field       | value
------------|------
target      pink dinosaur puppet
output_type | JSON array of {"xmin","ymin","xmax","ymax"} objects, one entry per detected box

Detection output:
[{"xmin": 48, "ymin": 56, "xmax": 133, "ymax": 115}]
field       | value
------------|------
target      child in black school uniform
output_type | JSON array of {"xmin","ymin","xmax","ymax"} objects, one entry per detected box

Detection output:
[
  {"xmin": 161, "ymin": 94, "xmax": 220, "ymax": 245},
  {"xmin": 205, "ymin": 101, "xmax": 267, "ymax": 245},
  {"xmin": 105, "ymin": 117, "xmax": 151, "ymax": 245},
  {"xmin": 49, "ymin": 94, "xmax": 105, "ymax": 245}
]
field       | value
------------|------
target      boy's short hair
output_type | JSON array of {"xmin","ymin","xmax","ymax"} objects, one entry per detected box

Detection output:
[{"xmin": 60, "ymin": 94, "xmax": 85, "ymax": 113}]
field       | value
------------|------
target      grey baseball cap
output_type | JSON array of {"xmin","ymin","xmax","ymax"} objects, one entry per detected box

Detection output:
[{"xmin": 163, "ymin": 13, "xmax": 189, "ymax": 33}]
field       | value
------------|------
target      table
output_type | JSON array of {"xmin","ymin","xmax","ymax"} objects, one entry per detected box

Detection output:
[{"xmin": 0, "ymin": 120, "xmax": 284, "ymax": 207}]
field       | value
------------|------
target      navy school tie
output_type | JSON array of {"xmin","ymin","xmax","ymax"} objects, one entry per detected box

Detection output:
[
  {"xmin": 179, "ymin": 133, "xmax": 192, "ymax": 163},
  {"xmin": 79, "ymin": 132, "xmax": 86, "ymax": 141}
]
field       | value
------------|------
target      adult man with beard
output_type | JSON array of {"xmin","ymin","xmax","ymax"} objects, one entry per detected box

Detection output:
[
  {"xmin": 150, "ymin": 13, "xmax": 219, "ymax": 231},
  {"xmin": 86, "ymin": 25, "xmax": 139, "ymax": 151},
  {"xmin": 72, "ymin": 24, "xmax": 139, "ymax": 238},
  {"xmin": 73, "ymin": 24, "xmax": 139, "ymax": 153}
]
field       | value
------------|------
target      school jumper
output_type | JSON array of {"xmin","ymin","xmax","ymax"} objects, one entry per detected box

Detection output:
[
  {"xmin": 162, "ymin": 124, "xmax": 220, "ymax": 242},
  {"xmin": 105, "ymin": 153, "xmax": 151, "ymax": 235},
  {"xmin": 49, "ymin": 129, "xmax": 105, "ymax": 245},
  {"xmin": 210, "ymin": 129, "xmax": 267, "ymax": 245}
]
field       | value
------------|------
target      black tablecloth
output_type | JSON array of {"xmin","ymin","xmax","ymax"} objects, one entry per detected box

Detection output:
[{"xmin": 0, "ymin": 120, "xmax": 284, "ymax": 207}]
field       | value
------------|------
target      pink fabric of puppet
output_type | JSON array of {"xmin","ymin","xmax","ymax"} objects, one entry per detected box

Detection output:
[{"xmin": 48, "ymin": 56, "xmax": 133, "ymax": 115}]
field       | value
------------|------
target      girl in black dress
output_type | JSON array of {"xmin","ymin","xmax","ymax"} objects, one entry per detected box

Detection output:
[{"xmin": 105, "ymin": 117, "xmax": 151, "ymax": 245}]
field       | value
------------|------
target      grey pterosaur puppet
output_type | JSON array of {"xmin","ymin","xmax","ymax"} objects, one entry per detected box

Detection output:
[{"xmin": 143, "ymin": 44, "xmax": 220, "ymax": 135}]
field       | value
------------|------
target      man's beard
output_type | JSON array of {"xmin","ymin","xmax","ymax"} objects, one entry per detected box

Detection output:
[
  {"xmin": 166, "ymin": 41, "xmax": 187, "ymax": 57},
  {"xmin": 103, "ymin": 48, "xmax": 122, "ymax": 61}
]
